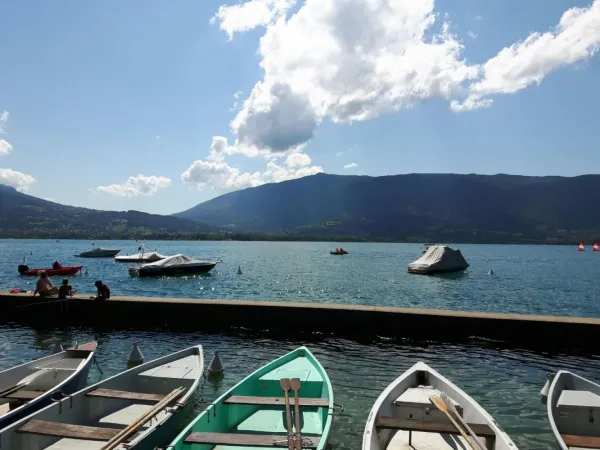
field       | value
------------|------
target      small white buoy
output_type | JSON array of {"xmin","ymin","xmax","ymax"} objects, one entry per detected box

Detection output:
[
  {"xmin": 237, "ymin": 266, "xmax": 243, "ymax": 275},
  {"xmin": 488, "ymin": 269, "xmax": 494, "ymax": 275},
  {"xmin": 207, "ymin": 350, "xmax": 224, "ymax": 374},
  {"xmin": 52, "ymin": 342, "xmax": 63, "ymax": 354},
  {"xmin": 128, "ymin": 343, "xmax": 144, "ymax": 366}
]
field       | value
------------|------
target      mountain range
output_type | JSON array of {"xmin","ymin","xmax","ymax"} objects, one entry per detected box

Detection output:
[
  {"xmin": 176, "ymin": 173, "xmax": 600, "ymax": 244},
  {"xmin": 0, "ymin": 184, "xmax": 209, "ymax": 239},
  {"xmin": 2, "ymin": 172, "xmax": 599, "ymax": 243}
]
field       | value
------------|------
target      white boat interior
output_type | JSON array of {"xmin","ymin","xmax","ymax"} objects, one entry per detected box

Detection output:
[
  {"xmin": 0, "ymin": 344, "xmax": 96, "ymax": 424},
  {"xmin": 363, "ymin": 362, "xmax": 516, "ymax": 450},
  {"xmin": 547, "ymin": 370, "xmax": 600, "ymax": 450},
  {"xmin": 0, "ymin": 346, "xmax": 203, "ymax": 450}
]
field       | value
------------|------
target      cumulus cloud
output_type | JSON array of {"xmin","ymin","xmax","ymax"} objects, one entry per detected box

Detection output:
[
  {"xmin": 181, "ymin": 158, "xmax": 322, "ymax": 193},
  {"xmin": 285, "ymin": 152, "xmax": 311, "ymax": 168},
  {"xmin": 344, "ymin": 162, "xmax": 358, "ymax": 169},
  {"xmin": 211, "ymin": 0, "xmax": 297, "ymax": 39},
  {"xmin": 466, "ymin": 30, "xmax": 478, "ymax": 40},
  {"xmin": 96, "ymin": 174, "xmax": 172, "ymax": 197},
  {"xmin": 0, "ymin": 111, "xmax": 8, "ymax": 134},
  {"xmin": 0, "ymin": 168, "xmax": 36, "ymax": 191},
  {"xmin": 210, "ymin": 0, "xmax": 600, "ymax": 151},
  {"xmin": 0, "ymin": 139, "xmax": 13, "ymax": 156}
]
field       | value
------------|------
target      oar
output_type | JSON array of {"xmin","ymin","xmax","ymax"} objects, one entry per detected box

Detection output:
[
  {"xmin": 429, "ymin": 394, "xmax": 484, "ymax": 450},
  {"xmin": 290, "ymin": 378, "xmax": 302, "ymax": 450},
  {"xmin": 280, "ymin": 378, "xmax": 294, "ymax": 450},
  {"xmin": 439, "ymin": 392, "xmax": 487, "ymax": 450}
]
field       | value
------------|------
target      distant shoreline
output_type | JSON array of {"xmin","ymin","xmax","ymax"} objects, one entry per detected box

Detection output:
[{"xmin": 0, "ymin": 234, "xmax": 588, "ymax": 246}]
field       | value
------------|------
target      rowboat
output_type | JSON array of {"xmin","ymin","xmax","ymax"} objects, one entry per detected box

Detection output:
[
  {"xmin": 167, "ymin": 346, "xmax": 333, "ymax": 450},
  {"xmin": 0, "ymin": 345, "xmax": 203, "ymax": 450},
  {"xmin": 543, "ymin": 370, "xmax": 600, "ymax": 449},
  {"xmin": 18, "ymin": 265, "xmax": 84, "ymax": 276},
  {"xmin": 363, "ymin": 361, "xmax": 517, "ymax": 450},
  {"xmin": 0, "ymin": 342, "xmax": 97, "ymax": 430}
]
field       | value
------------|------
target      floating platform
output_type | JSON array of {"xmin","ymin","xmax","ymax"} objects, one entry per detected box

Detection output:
[{"xmin": 1, "ymin": 293, "xmax": 599, "ymax": 351}]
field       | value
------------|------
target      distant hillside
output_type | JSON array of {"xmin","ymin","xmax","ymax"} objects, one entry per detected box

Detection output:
[
  {"xmin": 0, "ymin": 184, "xmax": 210, "ymax": 239},
  {"xmin": 176, "ymin": 173, "xmax": 600, "ymax": 244}
]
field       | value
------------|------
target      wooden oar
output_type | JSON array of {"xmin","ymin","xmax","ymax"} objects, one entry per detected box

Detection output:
[
  {"xmin": 439, "ymin": 392, "xmax": 487, "ymax": 450},
  {"xmin": 290, "ymin": 378, "xmax": 302, "ymax": 450},
  {"xmin": 429, "ymin": 394, "xmax": 484, "ymax": 450},
  {"xmin": 280, "ymin": 378, "xmax": 294, "ymax": 450},
  {"xmin": 100, "ymin": 386, "xmax": 185, "ymax": 450}
]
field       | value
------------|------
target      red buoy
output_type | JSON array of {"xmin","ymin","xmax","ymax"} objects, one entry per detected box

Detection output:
[
  {"xmin": 594, "ymin": 242, "xmax": 599, "ymax": 252},
  {"xmin": 578, "ymin": 242, "xmax": 585, "ymax": 252}
]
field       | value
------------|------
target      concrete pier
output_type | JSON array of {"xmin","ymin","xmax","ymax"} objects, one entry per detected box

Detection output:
[{"xmin": 1, "ymin": 293, "xmax": 598, "ymax": 350}]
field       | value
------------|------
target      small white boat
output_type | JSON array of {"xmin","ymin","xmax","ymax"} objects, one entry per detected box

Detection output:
[
  {"xmin": 543, "ymin": 370, "xmax": 600, "ymax": 449},
  {"xmin": 115, "ymin": 251, "xmax": 167, "ymax": 263},
  {"xmin": 0, "ymin": 342, "xmax": 97, "ymax": 430},
  {"xmin": 76, "ymin": 246, "xmax": 121, "ymax": 258},
  {"xmin": 0, "ymin": 345, "xmax": 204, "ymax": 450},
  {"xmin": 128, "ymin": 254, "xmax": 216, "ymax": 277},
  {"xmin": 363, "ymin": 361, "xmax": 517, "ymax": 450}
]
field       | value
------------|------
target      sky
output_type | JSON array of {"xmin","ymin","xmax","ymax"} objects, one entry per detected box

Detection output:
[{"xmin": 1, "ymin": 0, "xmax": 600, "ymax": 215}]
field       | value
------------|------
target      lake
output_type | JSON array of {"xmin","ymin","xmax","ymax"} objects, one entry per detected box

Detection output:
[
  {"xmin": 1, "ymin": 240, "xmax": 599, "ymax": 448},
  {"xmin": 1, "ymin": 239, "xmax": 599, "ymax": 316}
]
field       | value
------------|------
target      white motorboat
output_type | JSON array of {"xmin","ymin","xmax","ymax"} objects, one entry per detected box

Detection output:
[
  {"xmin": 128, "ymin": 254, "xmax": 217, "ymax": 277},
  {"xmin": 0, "ymin": 345, "xmax": 204, "ymax": 450},
  {"xmin": 0, "ymin": 342, "xmax": 97, "ymax": 430},
  {"xmin": 408, "ymin": 245, "xmax": 469, "ymax": 274},
  {"xmin": 542, "ymin": 370, "xmax": 600, "ymax": 449},
  {"xmin": 115, "ymin": 251, "xmax": 167, "ymax": 263},
  {"xmin": 363, "ymin": 361, "xmax": 517, "ymax": 450}
]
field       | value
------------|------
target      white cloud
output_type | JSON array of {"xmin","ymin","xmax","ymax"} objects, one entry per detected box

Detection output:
[
  {"xmin": 95, "ymin": 174, "xmax": 172, "ymax": 197},
  {"xmin": 42, "ymin": 197, "xmax": 56, "ymax": 202},
  {"xmin": 210, "ymin": 0, "xmax": 600, "ymax": 150},
  {"xmin": 0, "ymin": 111, "xmax": 8, "ymax": 134},
  {"xmin": 211, "ymin": 0, "xmax": 297, "ymax": 39},
  {"xmin": 453, "ymin": 2, "xmax": 600, "ymax": 111},
  {"xmin": 344, "ymin": 162, "xmax": 358, "ymax": 169},
  {"xmin": 474, "ymin": 15, "xmax": 482, "ymax": 21},
  {"xmin": 285, "ymin": 152, "xmax": 311, "ymax": 168},
  {"xmin": 181, "ymin": 158, "xmax": 322, "ymax": 193},
  {"xmin": 0, "ymin": 139, "xmax": 13, "ymax": 156},
  {"xmin": 466, "ymin": 30, "xmax": 478, "ymax": 40},
  {"xmin": 0, "ymin": 168, "xmax": 36, "ymax": 191}
]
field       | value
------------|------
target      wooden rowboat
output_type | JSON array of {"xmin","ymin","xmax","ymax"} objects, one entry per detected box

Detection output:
[
  {"xmin": 167, "ymin": 346, "xmax": 334, "ymax": 450},
  {"xmin": 363, "ymin": 361, "xmax": 517, "ymax": 450},
  {"xmin": 0, "ymin": 345, "xmax": 203, "ymax": 450},
  {"xmin": 0, "ymin": 342, "xmax": 97, "ymax": 430},
  {"xmin": 545, "ymin": 370, "xmax": 600, "ymax": 449}
]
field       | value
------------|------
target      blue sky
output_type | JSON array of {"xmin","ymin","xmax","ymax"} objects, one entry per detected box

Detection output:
[{"xmin": 1, "ymin": 0, "xmax": 599, "ymax": 215}]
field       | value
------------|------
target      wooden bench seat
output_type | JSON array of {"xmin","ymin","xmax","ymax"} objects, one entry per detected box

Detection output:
[
  {"xmin": 376, "ymin": 416, "xmax": 495, "ymax": 438},
  {"xmin": 5, "ymin": 389, "xmax": 44, "ymax": 400},
  {"xmin": 17, "ymin": 420, "xmax": 121, "ymax": 441},
  {"xmin": 184, "ymin": 432, "xmax": 321, "ymax": 448},
  {"xmin": 562, "ymin": 434, "xmax": 600, "ymax": 449},
  {"xmin": 86, "ymin": 388, "xmax": 165, "ymax": 403},
  {"xmin": 224, "ymin": 395, "xmax": 329, "ymax": 407}
]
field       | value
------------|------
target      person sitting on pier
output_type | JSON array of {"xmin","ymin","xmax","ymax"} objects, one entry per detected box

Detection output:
[
  {"xmin": 58, "ymin": 279, "xmax": 75, "ymax": 299},
  {"xmin": 52, "ymin": 260, "xmax": 62, "ymax": 269},
  {"xmin": 94, "ymin": 280, "xmax": 110, "ymax": 300},
  {"xmin": 34, "ymin": 271, "xmax": 59, "ymax": 297}
]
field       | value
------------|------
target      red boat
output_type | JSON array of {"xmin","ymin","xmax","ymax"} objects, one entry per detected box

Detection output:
[{"xmin": 18, "ymin": 264, "xmax": 83, "ymax": 276}]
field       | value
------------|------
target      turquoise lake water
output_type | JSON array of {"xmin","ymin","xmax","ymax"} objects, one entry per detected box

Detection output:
[
  {"xmin": 1, "ymin": 239, "xmax": 599, "ymax": 316},
  {"xmin": 1, "ymin": 240, "xmax": 600, "ymax": 448}
]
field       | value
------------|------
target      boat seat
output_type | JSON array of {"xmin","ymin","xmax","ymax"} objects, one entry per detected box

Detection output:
[
  {"xmin": 561, "ymin": 434, "xmax": 600, "ymax": 449},
  {"xmin": 4, "ymin": 389, "xmax": 45, "ymax": 400},
  {"xmin": 45, "ymin": 438, "xmax": 109, "ymax": 449},
  {"xmin": 395, "ymin": 386, "xmax": 463, "ymax": 414},
  {"xmin": 224, "ymin": 395, "xmax": 329, "ymax": 407},
  {"xmin": 17, "ymin": 419, "xmax": 121, "ymax": 441},
  {"xmin": 138, "ymin": 355, "xmax": 198, "ymax": 380},
  {"xmin": 376, "ymin": 416, "xmax": 495, "ymax": 437},
  {"xmin": 558, "ymin": 390, "xmax": 600, "ymax": 410},
  {"xmin": 99, "ymin": 403, "xmax": 168, "ymax": 428},
  {"xmin": 35, "ymin": 358, "xmax": 85, "ymax": 370},
  {"xmin": 86, "ymin": 388, "xmax": 165, "ymax": 403},
  {"xmin": 184, "ymin": 432, "xmax": 321, "ymax": 448}
]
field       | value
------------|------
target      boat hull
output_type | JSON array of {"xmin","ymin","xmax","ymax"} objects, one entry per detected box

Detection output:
[
  {"xmin": 0, "ymin": 345, "xmax": 203, "ymax": 449},
  {"xmin": 362, "ymin": 361, "xmax": 517, "ymax": 450},
  {"xmin": 0, "ymin": 342, "xmax": 97, "ymax": 430},
  {"xmin": 547, "ymin": 370, "xmax": 600, "ymax": 450},
  {"xmin": 330, "ymin": 252, "xmax": 348, "ymax": 255},
  {"xmin": 130, "ymin": 263, "xmax": 216, "ymax": 277},
  {"xmin": 18, "ymin": 265, "xmax": 83, "ymax": 276},
  {"xmin": 167, "ymin": 346, "xmax": 333, "ymax": 450},
  {"xmin": 76, "ymin": 249, "xmax": 121, "ymax": 258}
]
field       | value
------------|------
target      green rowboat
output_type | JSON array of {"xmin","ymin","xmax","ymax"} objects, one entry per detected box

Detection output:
[{"xmin": 168, "ymin": 346, "xmax": 333, "ymax": 449}]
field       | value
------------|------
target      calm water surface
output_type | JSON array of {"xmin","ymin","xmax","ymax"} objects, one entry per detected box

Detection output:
[
  {"xmin": 1, "ymin": 239, "xmax": 599, "ymax": 316},
  {"xmin": 1, "ymin": 324, "xmax": 599, "ymax": 449}
]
